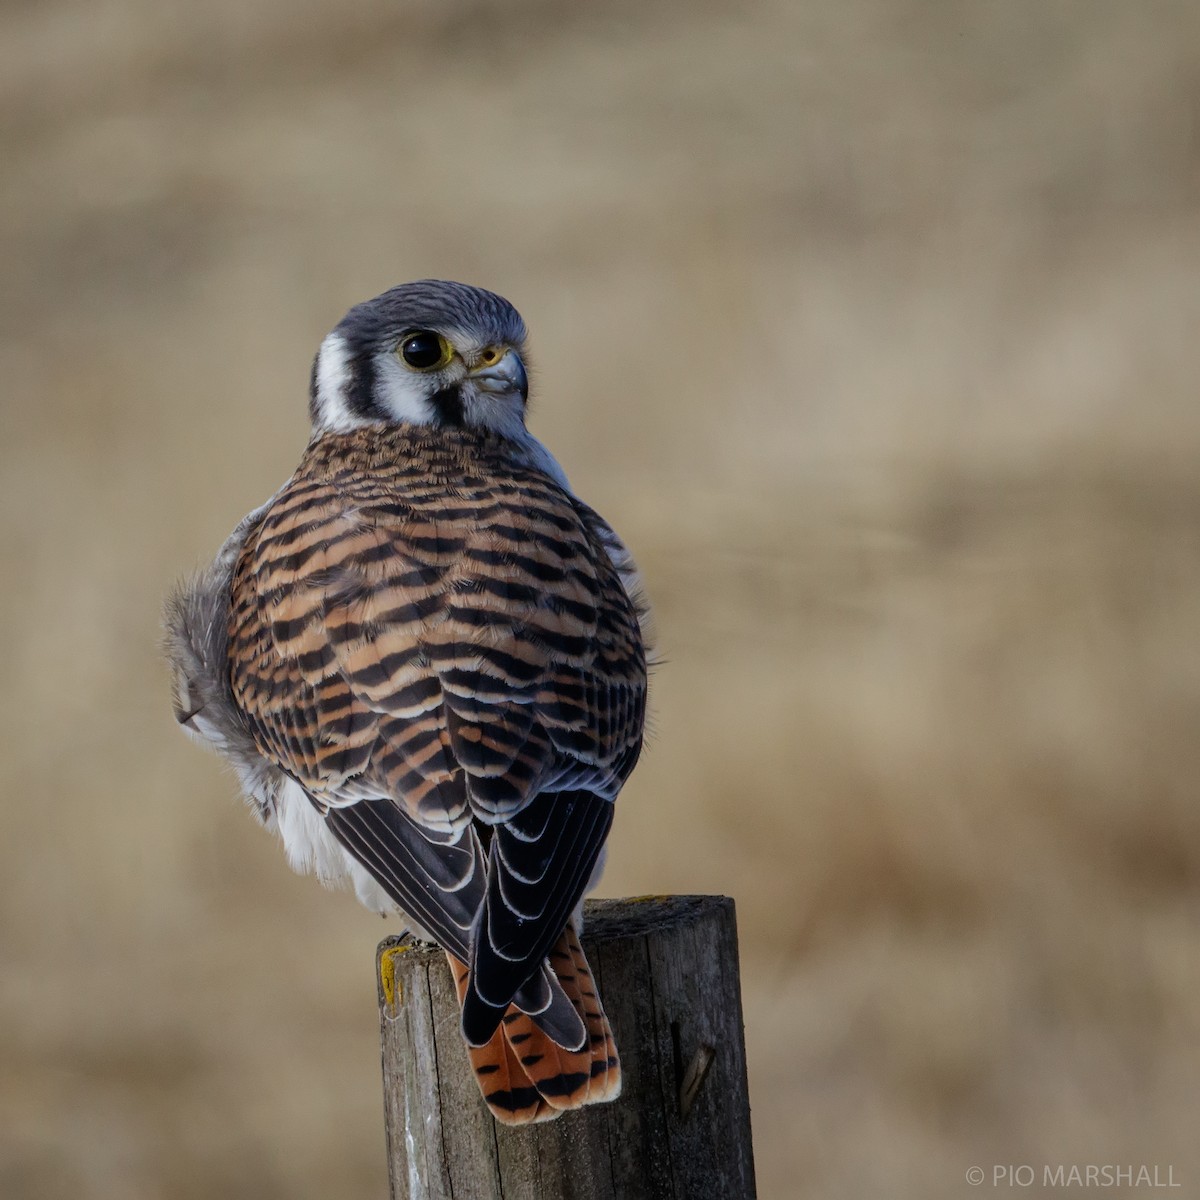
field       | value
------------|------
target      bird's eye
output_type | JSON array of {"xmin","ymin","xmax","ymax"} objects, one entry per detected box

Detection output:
[{"xmin": 399, "ymin": 331, "xmax": 452, "ymax": 371}]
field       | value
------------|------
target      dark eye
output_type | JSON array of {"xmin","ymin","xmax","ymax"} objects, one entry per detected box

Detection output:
[{"xmin": 399, "ymin": 331, "xmax": 450, "ymax": 370}]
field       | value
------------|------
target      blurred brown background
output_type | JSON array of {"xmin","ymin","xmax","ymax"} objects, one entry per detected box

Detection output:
[{"xmin": 3, "ymin": 2, "xmax": 1200, "ymax": 1197}]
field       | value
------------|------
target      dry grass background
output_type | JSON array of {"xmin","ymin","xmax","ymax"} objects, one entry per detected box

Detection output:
[{"xmin": 3, "ymin": 1, "xmax": 1200, "ymax": 1196}]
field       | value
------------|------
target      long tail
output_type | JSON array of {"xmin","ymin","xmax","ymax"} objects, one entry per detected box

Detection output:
[{"xmin": 447, "ymin": 922, "xmax": 621, "ymax": 1125}]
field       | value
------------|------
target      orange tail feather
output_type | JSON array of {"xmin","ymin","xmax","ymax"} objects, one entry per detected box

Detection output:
[{"xmin": 448, "ymin": 923, "xmax": 621, "ymax": 1125}]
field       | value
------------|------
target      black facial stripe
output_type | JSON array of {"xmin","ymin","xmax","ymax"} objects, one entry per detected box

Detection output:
[
  {"xmin": 308, "ymin": 340, "xmax": 390, "ymax": 425},
  {"xmin": 430, "ymin": 384, "xmax": 464, "ymax": 426},
  {"xmin": 344, "ymin": 346, "xmax": 389, "ymax": 421},
  {"xmin": 307, "ymin": 355, "xmax": 321, "ymax": 424}
]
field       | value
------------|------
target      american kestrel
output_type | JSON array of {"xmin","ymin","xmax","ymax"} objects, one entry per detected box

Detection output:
[{"xmin": 164, "ymin": 280, "xmax": 650, "ymax": 1124}]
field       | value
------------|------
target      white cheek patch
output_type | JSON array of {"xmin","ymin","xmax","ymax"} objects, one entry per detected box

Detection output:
[
  {"xmin": 312, "ymin": 332, "xmax": 372, "ymax": 433},
  {"xmin": 373, "ymin": 354, "xmax": 437, "ymax": 426}
]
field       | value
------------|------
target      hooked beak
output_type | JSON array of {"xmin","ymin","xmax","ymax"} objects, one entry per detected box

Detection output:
[{"xmin": 468, "ymin": 348, "xmax": 528, "ymax": 401}]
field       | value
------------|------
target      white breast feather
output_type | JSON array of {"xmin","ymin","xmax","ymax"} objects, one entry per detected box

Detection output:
[{"xmin": 273, "ymin": 779, "xmax": 397, "ymax": 916}]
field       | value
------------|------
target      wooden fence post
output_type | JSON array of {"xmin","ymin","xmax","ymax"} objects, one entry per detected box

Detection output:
[{"xmin": 377, "ymin": 895, "xmax": 756, "ymax": 1199}]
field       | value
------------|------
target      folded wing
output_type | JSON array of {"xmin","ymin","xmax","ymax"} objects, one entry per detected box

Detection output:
[{"xmin": 227, "ymin": 428, "xmax": 647, "ymax": 1034}]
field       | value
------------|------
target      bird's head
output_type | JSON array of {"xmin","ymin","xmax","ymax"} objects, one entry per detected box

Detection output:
[{"xmin": 309, "ymin": 280, "xmax": 531, "ymax": 439}]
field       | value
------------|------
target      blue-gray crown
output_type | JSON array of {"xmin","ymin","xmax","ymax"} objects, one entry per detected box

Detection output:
[{"xmin": 333, "ymin": 280, "xmax": 527, "ymax": 353}]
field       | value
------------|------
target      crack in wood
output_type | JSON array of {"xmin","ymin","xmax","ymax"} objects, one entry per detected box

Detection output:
[{"xmin": 678, "ymin": 1042, "xmax": 717, "ymax": 1120}]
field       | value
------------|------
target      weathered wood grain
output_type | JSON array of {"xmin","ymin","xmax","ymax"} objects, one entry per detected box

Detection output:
[{"xmin": 377, "ymin": 895, "xmax": 756, "ymax": 1199}]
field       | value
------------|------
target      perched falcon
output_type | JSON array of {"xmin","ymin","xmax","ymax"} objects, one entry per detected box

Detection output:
[{"xmin": 164, "ymin": 280, "xmax": 650, "ymax": 1124}]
